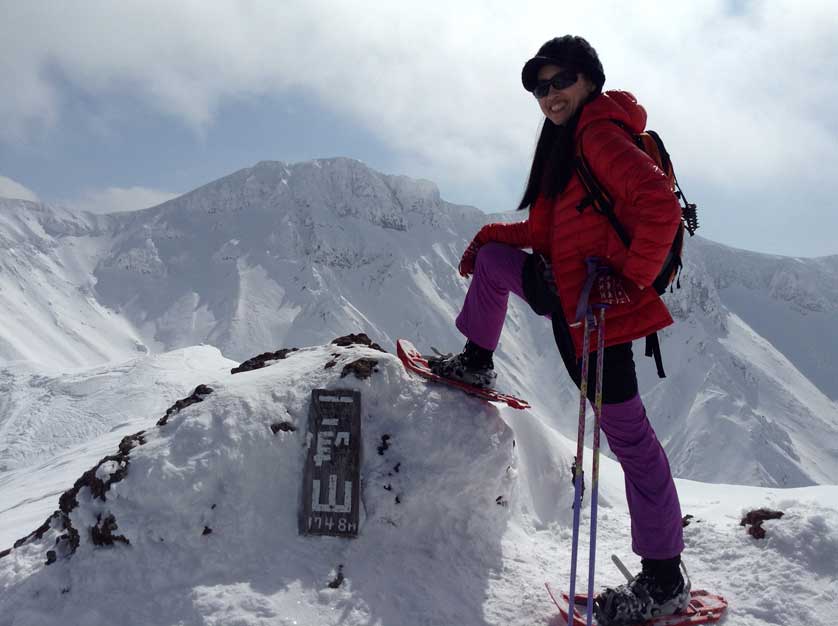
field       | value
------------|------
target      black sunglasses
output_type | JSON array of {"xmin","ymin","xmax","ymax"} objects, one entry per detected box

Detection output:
[{"xmin": 532, "ymin": 70, "xmax": 579, "ymax": 99}]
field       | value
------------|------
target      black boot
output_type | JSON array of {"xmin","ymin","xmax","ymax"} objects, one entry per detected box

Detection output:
[
  {"xmin": 427, "ymin": 340, "xmax": 497, "ymax": 388},
  {"xmin": 594, "ymin": 556, "xmax": 690, "ymax": 626}
]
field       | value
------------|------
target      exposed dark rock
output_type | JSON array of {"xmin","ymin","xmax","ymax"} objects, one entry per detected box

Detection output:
[
  {"xmin": 11, "ymin": 514, "xmax": 57, "ymax": 551},
  {"xmin": 90, "ymin": 514, "xmax": 130, "ymax": 547},
  {"xmin": 119, "ymin": 431, "xmax": 147, "ymax": 455},
  {"xmin": 331, "ymin": 334, "xmax": 386, "ymax": 353},
  {"xmin": 377, "ymin": 434, "xmax": 391, "ymax": 455},
  {"xmin": 741, "ymin": 508, "xmax": 784, "ymax": 539},
  {"xmin": 271, "ymin": 421, "xmax": 297, "ymax": 434},
  {"xmin": 2, "ymin": 429, "xmax": 148, "ymax": 563},
  {"xmin": 52, "ymin": 525, "xmax": 80, "ymax": 563},
  {"xmin": 157, "ymin": 385, "xmax": 214, "ymax": 426},
  {"xmin": 393, "ymin": 462, "xmax": 401, "ymax": 473},
  {"xmin": 202, "ymin": 526, "xmax": 213, "ymax": 536},
  {"xmin": 341, "ymin": 358, "xmax": 379, "ymax": 379},
  {"xmin": 232, "ymin": 348, "xmax": 299, "ymax": 374},
  {"xmin": 324, "ymin": 358, "xmax": 338, "ymax": 369},
  {"xmin": 59, "ymin": 456, "xmax": 129, "ymax": 512},
  {"xmin": 328, "ymin": 564, "xmax": 345, "ymax": 589},
  {"xmin": 683, "ymin": 514, "xmax": 695, "ymax": 527}
]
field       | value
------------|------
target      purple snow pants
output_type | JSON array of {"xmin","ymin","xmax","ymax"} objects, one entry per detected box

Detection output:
[{"xmin": 456, "ymin": 243, "xmax": 684, "ymax": 559}]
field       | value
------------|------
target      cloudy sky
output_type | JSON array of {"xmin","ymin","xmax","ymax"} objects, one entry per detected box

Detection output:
[{"xmin": 1, "ymin": 1, "xmax": 836, "ymax": 256}]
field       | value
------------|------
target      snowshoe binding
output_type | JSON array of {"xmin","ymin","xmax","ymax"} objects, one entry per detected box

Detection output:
[
  {"xmin": 397, "ymin": 339, "xmax": 529, "ymax": 410},
  {"xmin": 426, "ymin": 341, "xmax": 497, "ymax": 389},
  {"xmin": 594, "ymin": 558, "xmax": 691, "ymax": 626}
]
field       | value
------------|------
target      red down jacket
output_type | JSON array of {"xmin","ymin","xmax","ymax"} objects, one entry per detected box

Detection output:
[{"xmin": 486, "ymin": 90, "xmax": 682, "ymax": 356}]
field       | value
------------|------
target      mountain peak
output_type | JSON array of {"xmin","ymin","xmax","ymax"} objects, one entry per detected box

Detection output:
[{"xmin": 151, "ymin": 156, "xmax": 455, "ymax": 232}]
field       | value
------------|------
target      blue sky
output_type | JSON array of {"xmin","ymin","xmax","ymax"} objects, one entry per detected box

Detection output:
[
  {"xmin": 1, "ymin": 1, "xmax": 837, "ymax": 257},
  {"xmin": 1, "ymin": 77, "xmax": 401, "ymax": 208}
]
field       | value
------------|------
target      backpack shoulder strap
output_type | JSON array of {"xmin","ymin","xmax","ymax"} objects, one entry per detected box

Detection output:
[
  {"xmin": 574, "ymin": 123, "xmax": 632, "ymax": 248},
  {"xmin": 645, "ymin": 332, "xmax": 667, "ymax": 378},
  {"xmin": 644, "ymin": 130, "xmax": 672, "ymax": 176}
]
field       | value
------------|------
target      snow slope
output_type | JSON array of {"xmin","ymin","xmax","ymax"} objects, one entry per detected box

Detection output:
[
  {"xmin": 1, "ymin": 339, "xmax": 836, "ymax": 626},
  {"xmin": 645, "ymin": 245, "xmax": 838, "ymax": 486},
  {"xmin": 0, "ymin": 346, "xmax": 237, "ymax": 472},
  {"xmin": 0, "ymin": 199, "xmax": 144, "ymax": 367},
  {"xmin": 695, "ymin": 238, "xmax": 838, "ymax": 400}
]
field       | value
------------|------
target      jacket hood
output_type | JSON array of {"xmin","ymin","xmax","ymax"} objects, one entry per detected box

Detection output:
[{"xmin": 576, "ymin": 90, "xmax": 647, "ymax": 136}]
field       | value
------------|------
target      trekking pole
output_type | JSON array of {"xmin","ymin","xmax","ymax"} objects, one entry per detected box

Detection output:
[
  {"xmin": 566, "ymin": 308, "xmax": 593, "ymax": 626},
  {"xmin": 585, "ymin": 305, "xmax": 606, "ymax": 626}
]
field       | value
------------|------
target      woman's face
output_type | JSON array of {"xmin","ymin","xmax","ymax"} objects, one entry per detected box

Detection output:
[{"xmin": 535, "ymin": 63, "xmax": 596, "ymax": 126}]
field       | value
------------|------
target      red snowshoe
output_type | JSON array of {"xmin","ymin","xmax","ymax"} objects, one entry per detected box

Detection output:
[
  {"xmin": 396, "ymin": 339, "xmax": 530, "ymax": 410},
  {"xmin": 546, "ymin": 583, "xmax": 728, "ymax": 626}
]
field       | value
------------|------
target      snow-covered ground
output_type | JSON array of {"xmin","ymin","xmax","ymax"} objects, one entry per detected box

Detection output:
[
  {"xmin": 0, "ymin": 346, "xmax": 237, "ymax": 473},
  {"xmin": 2, "ymin": 340, "xmax": 836, "ymax": 626},
  {"xmin": 1, "ymin": 159, "xmax": 837, "ymax": 625}
]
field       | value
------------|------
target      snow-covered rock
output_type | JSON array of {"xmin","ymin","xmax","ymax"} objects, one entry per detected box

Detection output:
[
  {"xmin": 1, "ymin": 337, "xmax": 836, "ymax": 626},
  {"xmin": 0, "ymin": 337, "xmax": 518, "ymax": 625}
]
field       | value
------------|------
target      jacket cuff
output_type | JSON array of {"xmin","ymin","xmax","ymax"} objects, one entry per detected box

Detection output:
[{"xmin": 480, "ymin": 221, "xmax": 531, "ymax": 248}]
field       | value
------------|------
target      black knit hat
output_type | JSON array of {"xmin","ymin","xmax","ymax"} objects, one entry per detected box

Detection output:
[{"xmin": 522, "ymin": 35, "xmax": 605, "ymax": 93}]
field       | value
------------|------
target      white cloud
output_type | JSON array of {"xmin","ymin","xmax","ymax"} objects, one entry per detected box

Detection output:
[
  {"xmin": 0, "ymin": 175, "xmax": 39, "ymax": 202},
  {"xmin": 2, "ymin": 2, "xmax": 836, "ymax": 184},
  {"xmin": 1, "ymin": 1, "xmax": 837, "ymax": 252},
  {"xmin": 70, "ymin": 186, "xmax": 179, "ymax": 214}
]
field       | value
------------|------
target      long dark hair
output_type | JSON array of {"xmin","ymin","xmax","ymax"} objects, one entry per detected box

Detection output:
[{"xmin": 516, "ymin": 91, "xmax": 598, "ymax": 211}]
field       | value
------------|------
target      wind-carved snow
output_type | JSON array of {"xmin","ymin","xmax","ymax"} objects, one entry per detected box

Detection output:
[
  {"xmin": 0, "ymin": 347, "xmax": 236, "ymax": 473},
  {"xmin": 1, "ymin": 158, "xmax": 838, "ymax": 487}
]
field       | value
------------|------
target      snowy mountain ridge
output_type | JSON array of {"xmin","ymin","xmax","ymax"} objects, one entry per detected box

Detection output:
[{"xmin": 1, "ymin": 157, "xmax": 837, "ymax": 488}]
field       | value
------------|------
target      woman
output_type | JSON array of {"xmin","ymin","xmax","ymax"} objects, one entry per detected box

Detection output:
[{"xmin": 428, "ymin": 36, "xmax": 688, "ymax": 625}]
